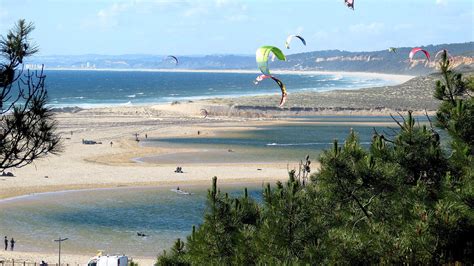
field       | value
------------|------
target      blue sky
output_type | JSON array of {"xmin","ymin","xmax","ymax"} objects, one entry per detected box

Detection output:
[{"xmin": 0, "ymin": 0, "xmax": 472, "ymax": 55}]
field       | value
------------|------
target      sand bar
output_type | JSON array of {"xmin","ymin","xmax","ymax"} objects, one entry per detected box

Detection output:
[{"xmin": 1, "ymin": 70, "xmax": 434, "ymax": 200}]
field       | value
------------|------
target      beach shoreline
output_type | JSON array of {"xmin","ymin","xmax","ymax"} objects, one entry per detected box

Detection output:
[
  {"xmin": 0, "ymin": 113, "xmax": 313, "ymax": 201},
  {"xmin": 0, "ymin": 107, "xmax": 412, "ymax": 201},
  {"xmin": 0, "ymin": 71, "xmax": 439, "ymax": 264},
  {"xmin": 0, "ymin": 69, "xmax": 437, "ymax": 201},
  {"xmin": 43, "ymin": 69, "xmax": 414, "ymax": 110},
  {"xmin": 0, "ymin": 175, "xmax": 284, "ymax": 202},
  {"xmin": 0, "ymin": 250, "xmax": 156, "ymax": 266}
]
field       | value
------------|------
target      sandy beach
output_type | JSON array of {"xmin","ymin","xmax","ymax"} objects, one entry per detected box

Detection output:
[
  {"xmin": 0, "ymin": 109, "xmax": 294, "ymax": 200},
  {"xmin": 1, "ymin": 71, "xmax": 430, "ymax": 200},
  {"xmin": 0, "ymin": 250, "xmax": 156, "ymax": 266},
  {"xmin": 0, "ymin": 71, "xmax": 443, "ymax": 264},
  {"xmin": 0, "ymin": 107, "xmax": 297, "ymax": 265}
]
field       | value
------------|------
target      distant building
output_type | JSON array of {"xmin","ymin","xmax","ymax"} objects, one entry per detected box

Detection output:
[{"xmin": 24, "ymin": 64, "xmax": 43, "ymax": 70}]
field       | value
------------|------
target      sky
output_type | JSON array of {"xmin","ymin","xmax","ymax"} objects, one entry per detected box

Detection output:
[{"xmin": 0, "ymin": 0, "xmax": 472, "ymax": 56}]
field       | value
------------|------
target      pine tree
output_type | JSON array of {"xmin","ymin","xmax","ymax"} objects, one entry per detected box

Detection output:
[
  {"xmin": 256, "ymin": 174, "xmax": 320, "ymax": 264},
  {"xmin": 156, "ymin": 51, "xmax": 473, "ymax": 265},
  {"xmin": 0, "ymin": 19, "xmax": 61, "ymax": 171}
]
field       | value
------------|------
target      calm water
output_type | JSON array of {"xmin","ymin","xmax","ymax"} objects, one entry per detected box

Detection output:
[
  {"xmin": 0, "ymin": 185, "xmax": 262, "ymax": 257},
  {"xmin": 39, "ymin": 70, "xmax": 393, "ymax": 108},
  {"xmin": 2, "ymin": 70, "xmax": 428, "ymax": 258},
  {"xmin": 139, "ymin": 115, "xmax": 439, "ymax": 164},
  {"xmin": 140, "ymin": 120, "xmax": 403, "ymax": 164},
  {"xmin": 0, "ymin": 117, "xmax": 438, "ymax": 257}
]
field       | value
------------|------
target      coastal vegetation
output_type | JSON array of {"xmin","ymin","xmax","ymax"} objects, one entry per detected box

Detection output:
[
  {"xmin": 157, "ymin": 52, "xmax": 473, "ymax": 264},
  {"xmin": 0, "ymin": 20, "xmax": 61, "ymax": 171},
  {"xmin": 1, "ymin": 2, "xmax": 473, "ymax": 264}
]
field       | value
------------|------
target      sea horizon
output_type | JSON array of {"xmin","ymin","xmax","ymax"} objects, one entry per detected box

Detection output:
[{"xmin": 2, "ymin": 0, "xmax": 471, "ymax": 263}]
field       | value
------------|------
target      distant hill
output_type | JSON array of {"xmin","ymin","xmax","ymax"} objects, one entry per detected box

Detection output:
[
  {"xmin": 276, "ymin": 42, "xmax": 474, "ymax": 75},
  {"xmin": 26, "ymin": 42, "xmax": 473, "ymax": 75}
]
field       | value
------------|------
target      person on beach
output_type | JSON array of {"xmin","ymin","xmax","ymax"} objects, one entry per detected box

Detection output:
[
  {"xmin": 110, "ymin": 141, "xmax": 113, "ymax": 147},
  {"xmin": 4, "ymin": 236, "xmax": 7, "ymax": 250},
  {"xmin": 10, "ymin": 238, "xmax": 15, "ymax": 251}
]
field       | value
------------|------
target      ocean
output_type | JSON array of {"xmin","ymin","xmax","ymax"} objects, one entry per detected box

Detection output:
[
  {"xmin": 0, "ymin": 116, "xmax": 443, "ymax": 258},
  {"xmin": 0, "ymin": 71, "xmax": 420, "ymax": 258},
  {"xmin": 40, "ymin": 70, "xmax": 395, "ymax": 108}
]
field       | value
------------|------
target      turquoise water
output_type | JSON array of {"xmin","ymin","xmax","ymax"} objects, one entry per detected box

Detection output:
[
  {"xmin": 0, "ymin": 185, "xmax": 262, "ymax": 257},
  {"xmin": 141, "ymin": 120, "xmax": 401, "ymax": 164},
  {"xmin": 38, "ymin": 70, "xmax": 393, "ymax": 108},
  {"xmin": 287, "ymin": 115, "xmax": 431, "ymax": 123},
  {"xmin": 0, "ymin": 116, "xmax": 441, "ymax": 258},
  {"xmin": 0, "ymin": 70, "xmax": 432, "ymax": 258},
  {"xmin": 140, "ymin": 115, "xmax": 438, "ymax": 164}
]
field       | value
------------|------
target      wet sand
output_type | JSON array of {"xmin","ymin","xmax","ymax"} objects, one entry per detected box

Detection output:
[
  {"xmin": 0, "ymin": 71, "xmax": 441, "ymax": 264},
  {"xmin": 0, "ymin": 251, "xmax": 155, "ymax": 266}
]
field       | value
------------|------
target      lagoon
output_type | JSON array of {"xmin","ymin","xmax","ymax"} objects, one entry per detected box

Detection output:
[{"xmin": 0, "ymin": 185, "xmax": 261, "ymax": 257}]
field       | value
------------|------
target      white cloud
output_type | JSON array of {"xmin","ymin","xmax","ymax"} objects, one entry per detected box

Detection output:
[
  {"xmin": 97, "ymin": 2, "xmax": 131, "ymax": 27},
  {"xmin": 393, "ymin": 23, "xmax": 413, "ymax": 31},
  {"xmin": 182, "ymin": 0, "xmax": 248, "ymax": 21},
  {"xmin": 215, "ymin": 0, "xmax": 231, "ymax": 7},
  {"xmin": 214, "ymin": 0, "xmax": 245, "ymax": 9},
  {"xmin": 296, "ymin": 26, "xmax": 304, "ymax": 34},
  {"xmin": 183, "ymin": 5, "xmax": 209, "ymax": 17},
  {"xmin": 436, "ymin": 0, "xmax": 447, "ymax": 6},
  {"xmin": 85, "ymin": 0, "xmax": 181, "ymax": 29},
  {"xmin": 82, "ymin": 0, "xmax": 250, "ymax": 30},
  {"xmin": 349, "ymin": 22, "xmax": 384, "ymax": 34},
  {"xmin": 226, "ymin": 14, "xmax": 249, "ymax": 22}
]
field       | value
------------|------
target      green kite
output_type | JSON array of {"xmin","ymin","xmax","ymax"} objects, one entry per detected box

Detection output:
[{"xmin": 256, "ymin": 46, "xmax": 286, "ymax": 76}]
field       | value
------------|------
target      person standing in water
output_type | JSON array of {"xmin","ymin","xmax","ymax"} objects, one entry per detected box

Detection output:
[
  {"xmin": 10, "ymin": 237, "xmax": 15, "ymax": 251},
  {"xmin": 4, "ymin": 236, "xmax": 7, "ymax": 250}
]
